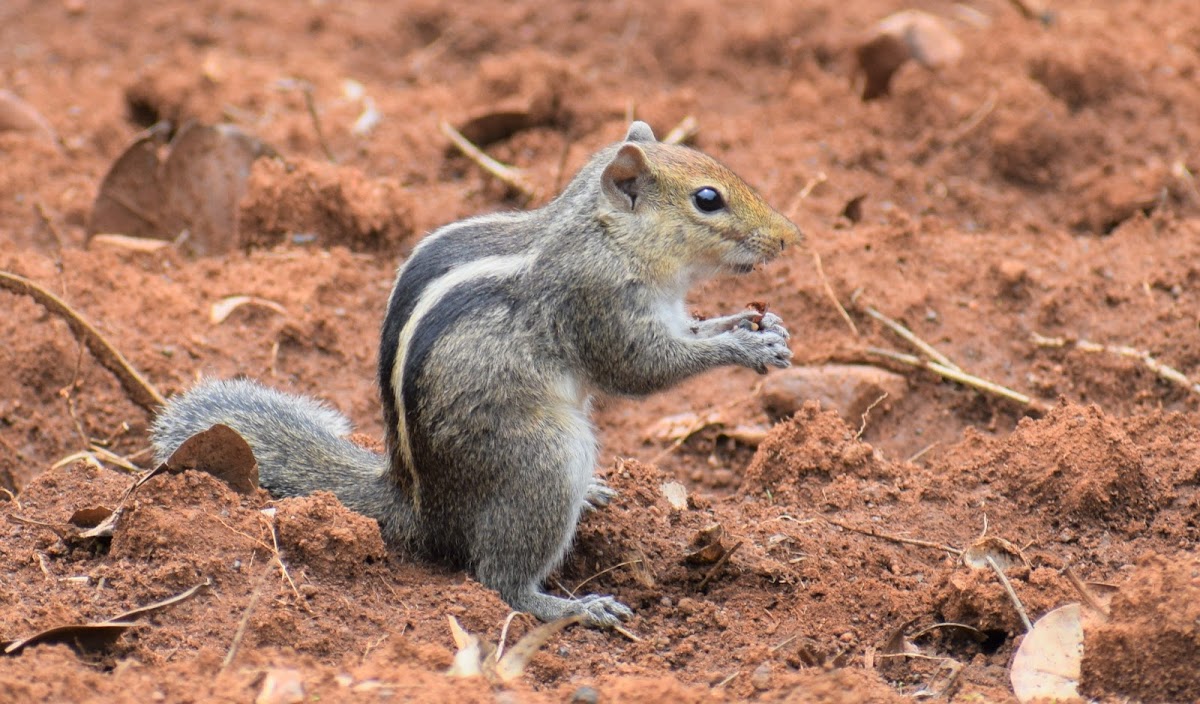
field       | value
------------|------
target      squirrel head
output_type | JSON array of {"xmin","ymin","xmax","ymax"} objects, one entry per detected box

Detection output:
[{"xmin": 597, "ymin": 121, "xmax": 802, "ymax": 284}]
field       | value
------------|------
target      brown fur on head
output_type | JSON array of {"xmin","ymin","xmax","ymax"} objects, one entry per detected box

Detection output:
[{"xmin": 598, "ymin": 121, "xmax": 802, "ymax": 283}]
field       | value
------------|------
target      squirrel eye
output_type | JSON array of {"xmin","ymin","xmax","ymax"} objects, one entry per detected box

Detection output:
[{"xmin": 692, "ymin": 187, "xmax": 726, "ymax": 213}]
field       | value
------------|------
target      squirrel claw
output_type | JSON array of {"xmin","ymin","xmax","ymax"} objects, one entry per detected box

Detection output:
[
  {"xmin": 582, "ymin": 479, "xmax": 618, "ymax": 512},
  {"xmin": 574, "ymin": 595, "xmax": 634, "ymax": 628}
]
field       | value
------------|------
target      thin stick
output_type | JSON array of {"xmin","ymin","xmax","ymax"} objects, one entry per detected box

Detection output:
[
  {"xmin": 613, "ymin": 624, "xmax": 643, "ymax": 643},
  {"xmin": 855, "ymin": 392, "xmax": 888, "ymax": 440},
  {"xmin": 1064, "ymin": 565, "xmax": 1106, "ymax": 615},
  {"xmin": 300, "ymin": 83, "xmax": 336, "ymax": 163},
  {"xmin": 986, "ymin": 555, "xmax": 1033, "ymax": 632},
  {"xmin": 812, "ymin": 251, "xmax": 859, "ymax": 337},
  {"xmin": 698, "ymin": 540, "xmax": 743, "ymax": 591},
  {"xmin": 662, "ymin": 115, "xmax": 698, "ymax": 146},
  {"xmin": 866, "ymin": 347, "xmax": 1048, "ymax": 414},
  {"xmin": 220, "ymin": 564, "xmax": 271, "ymax": 675},
  {"xmin": 440, "ymin": 120, "xmax": 540, "ymax": 202},
  {"xmin": 905, "ymin": 441, "xmax": 940, "ymax": 464},
  {"xmin": 863, "ymin": 306, "xmax": 960, "ymax": 371},
  {"xmin": 0, "ymin": 271, "xmax": 165, "ymax": 413},
  {"xmin": 571, "ymin": 558, "xmax": 643, "ymax": 595},
  {"xmin": 1032, "ymin": 332, "xmax": 1200, "ymax": 396},
  {"xmin": 824, "ymin": 517, "xmax": 962, "ymax": 556}
]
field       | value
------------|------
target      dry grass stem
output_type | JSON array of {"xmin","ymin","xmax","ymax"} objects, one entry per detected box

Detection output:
[
  {"xmin": 1032, "ymin": 331, "xmax": 1200, "ymax": 395},
  {"xmin": 824, "ymin": 517, "xmax": 962, "ymax": 556},
  {"xmin": 698, "ymin": 540, "xmax": 743, "ymax": 591},
  {"xmin": 440, "ymin": 120, "xmax": 540, "ymax": 202},
  {"xmin": 571, "ymin": 558, "xmax": 644, "ymax": 596},
  {"xmin": 855, "ymin": 392, "xmax": 888, "ymax": 440},
  {"xmin": 863, "ymin": 305, "xmax": 960, "ymax": 371},
  {"xmin": 986, "ymin": 555, "xmax": 1033, "ymax": 632},
  {"xmin": 1064, "ymin": 565, "xmax": 1108, "ymax": 615},
  {"xmin": 812, "ymin": 251, "xmax": 859, "ymax": 337},
  {"xmin": 662, "ymin": 115, "xmax": 699, "ymax": 145},
  {"xmin": 299, "ymin": 82, "xmax": 336, "ymax": 163},
  {"xmin": 0, "ymin": 271, "xmax": 165, "ymax": 413},
  {"xmin": 866, "ymin": 346, "xmax": 1049, "ymax": 414}
]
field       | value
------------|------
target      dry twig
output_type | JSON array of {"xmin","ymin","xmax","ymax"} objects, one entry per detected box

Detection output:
[
  {"xmin": 824, "ymin": 517, "xmax": 962, "ymax": 556},
  {"xmin": 0, "ymin": 271, "xmax": 165, "ymax": 413},
  {"xmin": 986, "ymin": 555, "xmax": 1033, "ymax": 632},
  {"xmin": 867, "ymin": 346, "xmax": 1049, "ymax": 414},
  {"xmin": 855, "ymin": 392, "xmax": 888, "ymax": 440},
  {"xmin": 863, "ymin": 305, "xmax": 959, "ymax": 371},
  {"xmin": 440, "ymin": 120, "xmax": 540, "ymax": 202},
  {"xmin": 812, "ymin": 251, "xmax": 859, "ymax": 337},
  {"xmin": 698, "ymin": 540, "xmax": 743, "ymax": 591},
  {"xmin": 662, "ymin": 115, "xmax": 699, "ymax": 145},
  {"xmin": 1032, "ymin": 331, "xmax": 1200, "ymax": 396}
]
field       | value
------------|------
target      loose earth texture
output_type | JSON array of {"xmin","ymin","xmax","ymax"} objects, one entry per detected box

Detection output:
[{"xmin": 2, "ymin": 1, "xmax": 1199, "ymax": 702}]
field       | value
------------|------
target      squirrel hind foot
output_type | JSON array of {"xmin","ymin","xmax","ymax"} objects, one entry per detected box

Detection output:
[{"xmin": 510, "ymin": 589, "xmax": 633, "ymax": 629}]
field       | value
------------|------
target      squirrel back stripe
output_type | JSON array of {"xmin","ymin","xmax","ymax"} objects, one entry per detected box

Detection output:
[
  {"xmin": 387, "ymin": 252, "xmax": 534, "ymax": 506},
  {"xmin": 378, "ymin": 214, "xmax": 528, "ymax": 486}
]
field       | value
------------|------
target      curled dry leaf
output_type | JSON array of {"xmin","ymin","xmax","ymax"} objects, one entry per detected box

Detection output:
[
  {"xmin": 67, "ymin": 506, "xmax": 113, "ymax": 529},
  {"xmin": 210, "ymin": 295, "xmax": 288, "ymax": 325},
  {"xmin": 685, "ymin": 523, "xmax": 728, "ymax": 565},
  {"xmin": 1, "ymin": 579, "xmax": 210, "ymax": 656},
  {"xmin": 1010, "ymin": 603, "xmax": 1086, "ymax": 703},
  {"xmin": 647, "ymin": 410, "xmax": 722, "ymax": 444},
  {"xmin": 856, "ymin": 10, "xmax": 963, "ymax": 100},
  {"xmin": 962, "ymin": 536, "xmax": 1030, "ymax": 574},
  {"xmin": 445, "ymin": 614, "xmax": 580, "ymax": 683},
  {"xmin": 164, "ymin": 424, "xmax": 259, "ymax": 494},
  {"xmin": 89, "ymin": 122, "xmax": 277, "ymax": 255}
]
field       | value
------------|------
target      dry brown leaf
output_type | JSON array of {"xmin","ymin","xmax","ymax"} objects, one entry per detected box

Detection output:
[
  {"xmin": 962, "ymin": 536, "xmax": 1030, "ymax": 574},
  {"xmin": 165, "ymin": 424, "xmax": 259, "ymax": 494},
  {"xmin": 1010, "ymin": 603, "xmax": 1086, "ymax": 703},
  {"xmin": 856, "ymin": 10, "xmax": 963, "ymax": 100},
  {"xmin": 68, "ymin": 506, "xmax": 113, "ymax": 529},
  {"xmin": 88, "ymin": 122, "xmax": 276, "ymax": 255},
  {"xmin": 686, "ymin": 523, "xmax": 728, "ymax": 565},
  {"xmin": 2, "ymin": 579, "xmax": 210, "ymax": 656},
  {"xmin": 495, "ymin": 615, "xmax": 584, "ymax": 682}
]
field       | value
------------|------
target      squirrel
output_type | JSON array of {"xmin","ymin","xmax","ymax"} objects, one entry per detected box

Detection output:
[{"xmin": 151, "ymin": 121, "xmax": 801, "ymax": 628}]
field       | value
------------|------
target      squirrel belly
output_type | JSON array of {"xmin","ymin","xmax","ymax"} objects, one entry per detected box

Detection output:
[{"xmin": 151, "ymin": 120, "xmax": 800, "ymax": 628}]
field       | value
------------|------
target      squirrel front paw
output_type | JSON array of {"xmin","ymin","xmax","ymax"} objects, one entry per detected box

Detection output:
[
  {"xmin": 515, "ymin": 590, "xmax": 633, "ymax": 629},
  {"xmin": 728, "ymin": 323, "xmax": 792, "ymax": 374}
]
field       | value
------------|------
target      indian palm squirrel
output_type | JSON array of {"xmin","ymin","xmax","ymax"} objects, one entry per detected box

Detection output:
[{"xmin": 151, "ymin": 121, "xmax": 801, "ymax": 627}]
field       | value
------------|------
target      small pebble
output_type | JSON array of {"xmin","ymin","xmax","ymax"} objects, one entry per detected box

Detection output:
[
  {"xmin": 569, "ymin": 686, "xmax": 599, "ymax": 704},
  {"xmin": 751, "ymin": 662, "xmax": 772, "ymax": 691}
]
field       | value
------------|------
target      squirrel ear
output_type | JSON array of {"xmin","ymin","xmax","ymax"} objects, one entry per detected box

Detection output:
[
  {"xmin": 602, "ymin": 144, "xmax": 652, "ymax": 211},
  {"xmin": 624, "ymin": 121, "xmax": 656, "ymax": 143}
]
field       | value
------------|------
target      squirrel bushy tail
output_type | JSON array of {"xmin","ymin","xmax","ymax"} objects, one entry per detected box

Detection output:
[{"xmin": 150, "ymin": 378, "xmax": 415, "ymax": 543}]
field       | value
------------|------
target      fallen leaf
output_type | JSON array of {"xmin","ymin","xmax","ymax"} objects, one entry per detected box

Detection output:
[
  {"xmin": 494, "ymin": 615, "xmax": 584, "ymax": 682},
  {"xmin": 647, "ymin": 410, "xmax": 722, "ymax": 444},
  {"xmin": 660, "ymin": 481, "xmax": 688, "ymax": 510},
  {"xmin": 1010, "ymin": 603, "xmax": 1086, "ymax": 703},
  {"xmin": 210, "ymin": 295, "xmax": 288, "ymax": 325},
  {"xmin": 445, "ymin": 615, "xmax": 493, "ymax": 679},
  {"xmin": 685, "ymin": 523, "xmax": 728, "ymax": 565},
  {"xmin": 165, "ymin": 424, "xmax": 259, "ymax": 494},
  {"xmin": 962, "ymin": 536, "xmax": 1030, "ymax": 574},
  {"xmin": 2, "ymin": 623, "xmax": 134, "ymax": 656},
  {"xmin": 68, "ymin": 506, "xmax": 113, "ymax": 529},
  {"xmin": 856, "ymin": 10, "xmax": 963, "ymax": 100},
  {"xmin": 2, "ymin": 579, "xmax": 210, "ymax": 656},
  {"xmin": 88, "ymin": 122, "xmax": 276, "ymax": 255}
]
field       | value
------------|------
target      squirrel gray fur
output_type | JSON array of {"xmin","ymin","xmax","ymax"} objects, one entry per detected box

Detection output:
[{"xmin": 151, "ymin": 121, "xmax": 801, "ymax": 628}]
